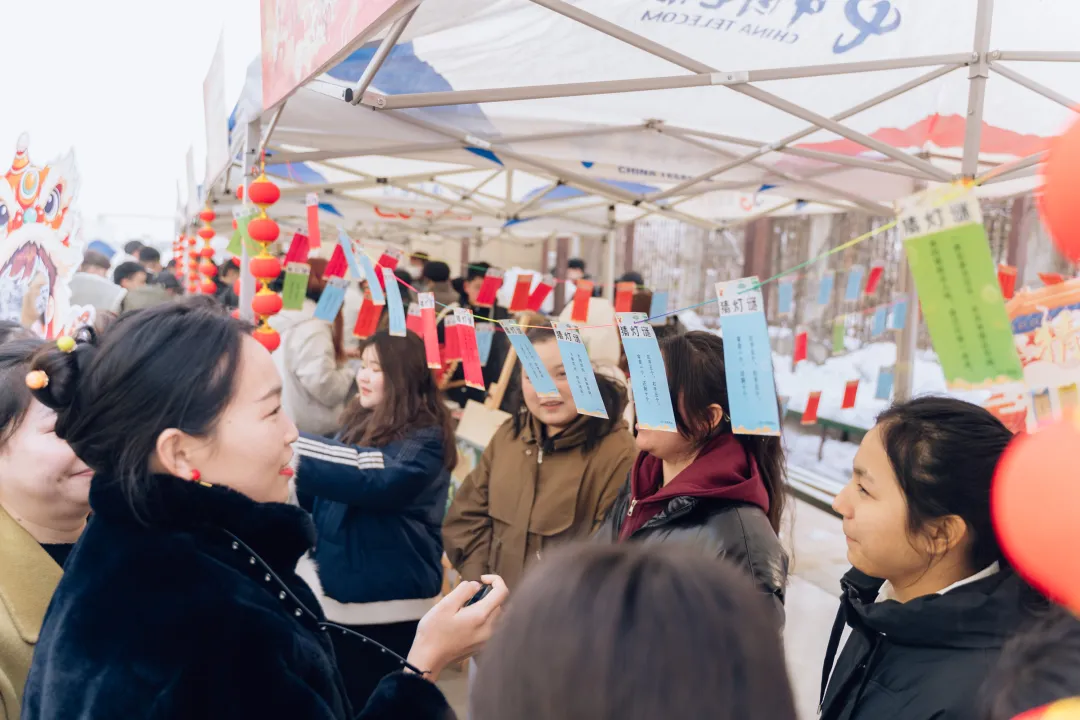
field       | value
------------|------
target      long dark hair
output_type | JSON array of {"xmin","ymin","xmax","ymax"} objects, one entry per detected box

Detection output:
[
  {"xmin": 661, "ymin": 332, "xmax": 786, "ymax": 534},
  {"xmin": 876, "ymin": 396, "xmax": 1012, "ymax": 569},
  {"xmin": 338, "ymin": 331, "xmax": 456, "ymax": 470},
  {"xmin": 508, "ymin": 328, "xmax": 629, "ymax": 452},
  {"xmin": 28, "ymin": 297, "xmax": 250, "ymax": 517},
  {"xmin": 472, "ymin": 543, "xmax": 796, "ymax": 720},
  {"xmin": 0, "ymin": 337, "xmax": 47, "ymax": 446}
]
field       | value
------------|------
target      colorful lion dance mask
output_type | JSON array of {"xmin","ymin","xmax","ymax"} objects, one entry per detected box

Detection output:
[{"xmin": 0, "ymin": 133, "xmax": 83, "ymax": 338}]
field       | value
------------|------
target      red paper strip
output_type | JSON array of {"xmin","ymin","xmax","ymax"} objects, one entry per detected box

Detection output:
[
  {"xmin": 325, "ymin": 244, "xmax": 348, "ymax": 278},
  {"xmin": 455, "ymin": 309, "xmax": 485, "ymax": 390},
  {"xmin": 571, "ymin": 280, "xmax": 594, "ymax": 323},
  {"xmin": 527, "ymin": 276, "xmax": 554, "ymax": 311},
  {"xmin": 353, "ymin": 296, "xmax": 383, "ymax": 339},
  {"xmin": 793, "ymin": 331, "xmax": 808, "ymax": 365},
  {"xmin": 374, "ymin": 248, "xmax": 402, "ymax": 290},
  {"xmin": 305, "ymin": 193, "xmax": 321, "ymax": 250},
  {"xmin": 997, "ymin": 264, "xmax": 1018, "ymax": 300},
  {"xmin": 614, "ymin": 282, "xmax": 635, "ymax": 312},
  {"xmin": 802, "ymin": 391, "xmax": 822, "ymax": 425},
  {"xmin": 419, "ymin": 294, "xmax": 441, "ymax": 369},
  {"xmin": 864, "ymin": 265, "xmax": 885, "ymax": 295},
  {"xmin": 841, "ymin": 380, "xmax": 859, "ymax": 410},
  {"xmin": 509, "ymin": 274, "xmax": 533, "ymax": 312},
  {"xmin": 406, "ymin": 303, "xmax": 424, "ymax": 337},
  {"xmin": 1039, "ymin": 272, "xmax": 1066, "ymax": 286},
  {"xmin": 284, "ymin": 232, "xmax": 311, "ymax": 264},
  {"xmin": 443, "ymin": 314, "xmax": 462, "ymax": 361},
  {"xmin": 475, "ymin": 268, "xmax": 504, "ymax": 307}
]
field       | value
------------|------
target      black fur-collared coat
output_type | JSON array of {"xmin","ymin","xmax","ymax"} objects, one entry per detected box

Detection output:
[{"xmin": 20, "ymin": 473, "xmax": 454, "ymax": 719}]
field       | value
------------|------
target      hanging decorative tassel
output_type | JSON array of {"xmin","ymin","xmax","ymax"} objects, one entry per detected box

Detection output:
[{"xmin": 246, "ymin": 170, "xmax": 284, "ymax": 352}]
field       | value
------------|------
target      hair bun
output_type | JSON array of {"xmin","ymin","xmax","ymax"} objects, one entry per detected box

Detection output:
[{"xmin": 29, "ymin": 327, "xmax": 99, "ymax": 412}]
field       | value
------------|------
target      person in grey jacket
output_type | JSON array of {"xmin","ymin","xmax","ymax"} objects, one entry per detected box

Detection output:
[{"xmin": 271, "ymin": 258, "xmax": 354, "ymax": 436}]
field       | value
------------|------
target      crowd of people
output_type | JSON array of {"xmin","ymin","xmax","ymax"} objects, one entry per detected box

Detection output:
[{"xmin": 0, "ymin": 243, "xmax": 1078, "ymax": 720}]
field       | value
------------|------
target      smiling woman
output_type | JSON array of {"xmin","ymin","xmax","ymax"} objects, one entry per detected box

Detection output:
[{"xmin": 0, "ymin": 334, "xmax": 91, "ymax": 720}]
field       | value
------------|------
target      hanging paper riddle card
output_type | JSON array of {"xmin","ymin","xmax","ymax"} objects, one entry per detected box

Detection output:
[
  {"xmin": 649, "ymin": 291, "xmax": 669, "ymax": 323},
  {"xmin": 476, "ymin": 324, "xmax": 495, "ymax": 366},
  {"xmin": 865, "ymin": 266, "xmax": 885, "ymax": 295},
  {"xmin": 356, "ymin": 249, "xmax": 385, "ymax": 305},
  {"xmin": 832, "ymin": 319, "xmax": 845, "ymax": 353},
  {"xmin": 616, "ymin": 312, "xmax": 678, "ymax": 432},
  {"xmin": 305, "ymin": 193, "xmax": 321, "ymax": 249},
  {"xmin": 571, "ymin": 280, "xmax": 594, "ymax": 323},
  {"xmin": 615, "ymin": 282, "xmax": 635, "ymax": 313},
  {"xmin": 715, "ymin": 278, "xmax": 782, "ymax": 436},
  {"xmin": 419, "ymin": 293, "xmax": 441, "ymax": 369},
  {"xmin": 817, "ymin": 271, "xmax": 835, "ymax": 306},
  {"xmin": 842, "ymin": 380, "xmax": 859, "ymax": 410},
  {"xmin": 890, "ymin": 300, "xmax": 908, "ymax": 330},
  {"xmin": 455, "ymin": 309, "xmax": 485, "ymax": 390},
  {"xmin": 875, "ymin": 367, "xmax": 895, "ymax": 401},
  {"xmin": 509, "ymin": 274, "xmax": 533, "ymax": 312},
  {"xmin": 475, "ymin": 268, "xmax": 503, "ymax": 307},
  {"xmin": 554, "ymin": 323, "xmax": 608, "ymax": 418},
  {"xmin": 443, "ymin": 314, "xmax": 462, "ymax": 361},
  {"xmin": 802, "ymin": 391, "xmax": 822, "ymax": 425},
  {"xmin": 899, "ymin": 187, "xmax": 1022, "ymax": 389},
  {"xmin": 499, "ymin": 321, "xmax": 560, "ymax": 398},
  {"xmin": 382, "ymin": 266, "xmax": 407, "ymax": 337},
  {"xmin": 338, "ymin": 228, "xmax": 364, "ymax": 281},
  {"xmin": 282, "ymin": 263, "xmax": 310, "ymax": 311},
  {"xmin": 324, "ymin": 244, "xmax": 348, "ymax": 279},
  {"xmin": 527, "ymin": 276, "xmax": 554, "ymax": 311},
  {"xmin": 793, "ymin": 331, "xmax": 808, "ymax": 365},
  {"xmin": 353, "ymin": 295, "xmax": 383, "ymax": 339},
  {"xmin": 845, "ymin": 266, "xmax": 865, "ymax": 302},
  {"xmin": 314, "ymin": 277, "xmax": 347, "ymax": 322},
  {"xmin": 406, "ymin": 304, "xmax": 423, "ymax": 336},
  {"xmin": 778, "ymin": 279, "xmax": 794, "ymax": 316},
  {"xmin": 872, "ymin": 305, "xmax": 888, "ymax": 337}
]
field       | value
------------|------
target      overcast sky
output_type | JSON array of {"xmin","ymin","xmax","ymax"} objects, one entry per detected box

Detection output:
[{"xmin": 0, "ymin": 0, "xmax": 261, "ymax": 247}]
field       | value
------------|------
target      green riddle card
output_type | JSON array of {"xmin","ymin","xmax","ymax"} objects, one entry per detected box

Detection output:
[
  {"xmin": 832, "ymin": 318, "xmax": 845, "ymax": 354},
  {"xmin": 898, "ymin": 187, "xmax": 1022, "ymax": 389},
  {"xmin": 282, "ymin": 263, "xmax": 310, "ymax": 311}
]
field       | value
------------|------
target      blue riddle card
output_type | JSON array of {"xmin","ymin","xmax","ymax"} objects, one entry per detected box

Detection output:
[
  {"xmin": 890, "ymin": 300, "xmax": 908, "ymax": 330},
  {"xmin": 872, "ymin": 305, "xmax": 888, "ymax": 337},
  {"xmin": 499, "ymin": 321, "xmax": 560, "ymax": 398},
  {"xmin": 777, "ymin": 279, "xmax": 794, "ymax": 315},
  {"xmin": 616, "ymin": 312, "xmax": 678, "ymax": 432},
  {"xmin": 554, "ymin": 323, "xmax": 608, "ymax": 418},
  {"xmin": 714, "ymin": 277, "xmax": 782, "ymax": 436},
  {"xmin": 382, "ymin": 266, "xmax": 406, "ymax": 337},
  {"xmin": 844, "ymin": 266, "xmax": 865, "ymax": 302},
  {"xmin": 875, "ymin": 366, "xmax": 895, "ymax": 401},
  {"xmin": 313, "ymin": 278, "xmax": 347, "ymax": 321},
  {"xmin": 817, "ymin": 271, "xmax": 835, "ymax": 306}
]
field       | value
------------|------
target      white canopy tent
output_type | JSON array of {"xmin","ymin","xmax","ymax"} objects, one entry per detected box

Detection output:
[{"xmin": 202, "ymin": 0, "xmax": 1080, "ymax": 400}]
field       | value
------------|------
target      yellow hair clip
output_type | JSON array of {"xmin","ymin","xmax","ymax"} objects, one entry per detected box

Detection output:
[
  {"xmin": 25, "ymin": 370, "xmax": 49, "ymax": 390},
  {"xmin": 56, "ymin": 336, "xmax": 76, "ymax": 353}
]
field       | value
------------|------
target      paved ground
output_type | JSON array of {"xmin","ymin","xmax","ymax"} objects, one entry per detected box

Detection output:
[{"xmin": 436, "ymin": 497, "xmax": 850, "ymax": 718}]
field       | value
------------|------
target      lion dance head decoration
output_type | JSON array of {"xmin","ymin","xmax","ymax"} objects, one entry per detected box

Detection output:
[{"xmin": 0, "ymin": 133, "xmax": 83, "ymax": 338}]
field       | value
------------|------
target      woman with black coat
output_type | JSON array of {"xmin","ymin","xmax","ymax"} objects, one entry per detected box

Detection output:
[
  {"xmin": 596, "ymin": 332, "xmax": 788, "ymax": 624},
  {"xmin": 19, "ymin": 298, "xmax": 506, "ymax": 719},
  {"xmin": 821, "ymin": 397, "xmax": 1044, "ymax": 720}
]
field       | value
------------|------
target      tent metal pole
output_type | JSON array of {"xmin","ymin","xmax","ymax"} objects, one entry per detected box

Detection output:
[
  {"xmin": 989, "ymin": 62, "xmax": 1078, "ymax": 110},
  {"xmin": 240, "ymin": 120, "xmax": 261, "ymax": 321},
  {"xmin": 519, "ymin": 200, "xmax": 610, "ymax": 221},
  {"xmin": 425, "ymin": 170, "xmax": 505, "ymax": 224},
  {"xmin": 962, "ymin": 0, "xmax": 995, "ymax": 178},
  {"xmin": 350, "ymin": 6, "xmax": 417, "ymax": 105},
  {"xmin": 977, "ymin": 151, "xmax": 1045, "ymax": 185},
  {"xmin": 365, "ymin": 53, "xmax": 969, "ymax": 110},
  {"xmin": 774, "ymin": 147, "xmax": 938, "ymax": 181},
  {"xmin": 656, "ymin": 63, "xmax": 959, "ymax": 200},
  {"xmin": 512, "ymin": 181, "xmax": 562, "ymax": 217},
  {"xmin": 993, "ymin": 51, "xmax": 1080, "ymax": 62},
  {"xmin": 605, "ymin": 206, "xmax": 617, "ymax": 302},
  {"xmin": 257, "ymin": 102, "xmax": 286, "ymax": 158}
]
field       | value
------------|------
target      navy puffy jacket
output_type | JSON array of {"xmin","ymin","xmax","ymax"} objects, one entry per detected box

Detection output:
[{"xmin": 295, "ymin": 426, "xmax": 451, "ymax": 606}]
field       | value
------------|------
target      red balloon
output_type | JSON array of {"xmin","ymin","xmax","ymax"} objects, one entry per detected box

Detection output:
[
  {"xmin": 993, "ymin": 418, "xmax": 1080, "ymax": 613},
  {"xmin": 1039, "ymin": 117, "xmax": 1080, "ymax": 262},
  {"xmin": 252, "ymin": 326, "xmax": 281, "ymax": 353}
]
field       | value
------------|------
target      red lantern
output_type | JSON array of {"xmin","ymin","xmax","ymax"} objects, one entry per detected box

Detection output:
[
  {"xmin": 249, "ymin": 255, "xmax": 282, "ymax": 282},
  {"xmin": 188, "ymin": 250, "xmax": 199, "ymax": 261},
  {"xmin": 201, "ymin": 279, "xmax": 218, "ymax": 295},
  {"xmin": 199, "ymin": 246, "xmax": 215, "ymax": 259},
  {"xmin": 233, "ymin": 279, "xmax": 241, "ymax": 296},
  {"xmin": 235, "ymin": 184, "xmax": 244, "ymax": 201},
  {"xmin": 252, "ymin": 326, "xmax": 281, "ymax": 353},
  {"xmin": 188, "ymin": 283, "xmax": 199, "ymax": 294},
  {"xmin": 1040, "ymin": 117, "xmax": 1080, "ymax": 262},
  {"xmin": 199, "ymin": 260, "xmax": 218, "ymax": 277},
  {"xmin": 251, "ymin": 289, "xmax": 284, "ymax": 317},
  {"xmin": 197, "ymin": 226, "xmax": 215, "ymax": 240},
  {"xmin": 232, "ymin": 218, "xmax": 238, "ymax": 231},
  {"xmin": 247, "ymin": 173, "xmax": 281, "ymax": 207},
  {"xmin": 247, "ymin": 216, "xmax": 280, "ymax": 244},
  {"xmin": 187, "ymin": 235, "xmax": 197, "ymax": 246},
  {"xmin": 230, "ymin": 309, "xmax": 241, "ymax": 319},
  {"xmin": 199, "ymin": 208, "xmax": 216, "ymax": 224}
]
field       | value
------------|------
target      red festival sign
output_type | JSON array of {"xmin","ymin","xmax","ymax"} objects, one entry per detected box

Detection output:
[{"xmin": 260, "ymin": 0, "xmax": 410, "ymax": 111}]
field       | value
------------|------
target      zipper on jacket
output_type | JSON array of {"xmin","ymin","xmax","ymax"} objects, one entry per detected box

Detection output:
[
  {"xmin": 537, "ymin": 448, "xmax": 544, "ymax": 464},
  {"xmin": 627, "ymin": 497, "xmax": 637, "ymax": 516}
]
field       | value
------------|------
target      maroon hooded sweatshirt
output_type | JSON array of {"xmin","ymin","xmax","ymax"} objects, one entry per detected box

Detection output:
[{"xmin": 618, "ymin": 433, "xmax": 770, "ymax": 541}]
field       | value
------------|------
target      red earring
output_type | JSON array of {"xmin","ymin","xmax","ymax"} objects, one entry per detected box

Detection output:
[{"xmin": 190, "ymin": 470, "xmax": 211, "ymax": 488}]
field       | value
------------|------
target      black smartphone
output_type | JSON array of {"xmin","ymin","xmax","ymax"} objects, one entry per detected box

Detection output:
[{"xmin": 464, "ymin": 583, "xmax": 493, "ymax": 608}]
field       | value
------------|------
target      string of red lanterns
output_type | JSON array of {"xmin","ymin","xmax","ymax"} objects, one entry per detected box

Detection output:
[
  {"xmin": 186, "ymin": 234, "xmax": 199, "ymax": 295},
  {"xmin": 246, "ymin": 169, "xmax": 284, "ymax": 352},
  {"xmin": 197, "ymin": 207, "xmax": 218, "ymax": 295}
]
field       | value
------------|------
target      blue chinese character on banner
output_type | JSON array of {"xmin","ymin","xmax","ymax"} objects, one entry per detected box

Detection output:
[
  {"xmin": 834, "ymin": 0, "xmax": 901, "ymax": 54},
  {"xmin": 789, "ymin": 0, "xmax": 825, "ymax": 27}
]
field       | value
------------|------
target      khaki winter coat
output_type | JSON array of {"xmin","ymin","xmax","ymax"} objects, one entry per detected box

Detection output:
[
  {"xmin": 0, "ymin": 505, "xmax": 62, "ymax": 720},
  {"xmin": 443, "ymin": 413, "xmax": 636, "ymax": 591}
]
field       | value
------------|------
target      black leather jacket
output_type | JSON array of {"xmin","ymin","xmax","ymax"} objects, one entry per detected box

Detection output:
[{"xmin": 597, "ymin": 478, "xmax": 788, "ymax": 625}]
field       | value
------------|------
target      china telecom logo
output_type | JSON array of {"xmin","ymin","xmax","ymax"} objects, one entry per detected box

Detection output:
[{"xmin": 641, "ymin": 0, "xmax": 902, "ymax": 54}]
